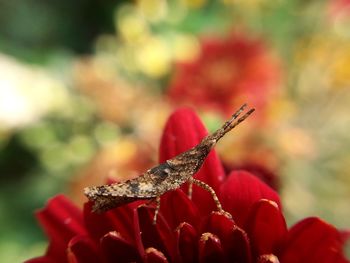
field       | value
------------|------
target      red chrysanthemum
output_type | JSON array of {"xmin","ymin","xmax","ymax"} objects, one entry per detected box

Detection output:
[
  {"xmin": 27, "ymin": 109, "xmax": 349, "ymax": 263},
  {"xmin": 223, "ymin": 162, "xmax": 279, "ymax": 191},
  {"xmin": 329, "ymin": 0, "xmax": 350, "ymax": 17},
  {"xmin": 167, "ymin": 33, "xmax": 281, "ymax": 117}
]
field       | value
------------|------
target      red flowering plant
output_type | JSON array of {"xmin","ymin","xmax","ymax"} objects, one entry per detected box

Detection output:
[
  {"xmin": 167, "ymin": 33, "xmax": 281, "ymax": 117},
  {"xmin": 27, "ymin": 108, "xmax": 349, "ymax": 263},
  {"xmin": 329, "ymin": 0, "xmax": 350, "ymax": 17}
]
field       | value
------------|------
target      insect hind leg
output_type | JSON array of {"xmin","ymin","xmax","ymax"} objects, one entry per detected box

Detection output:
[
  {"xmin": 145, "ymin": 196, "xmax": 161, "ymax": 225},
  {"xmin": 188, "ymin": 181, "xmax": 193, "ymax": 199},
  {"xmin": 153, "ymin": 196, "xmax": 161, "ymax": 225},
  {"xmin": 191, "ymin": 178, "xmax": 232, "ymax": 219}
]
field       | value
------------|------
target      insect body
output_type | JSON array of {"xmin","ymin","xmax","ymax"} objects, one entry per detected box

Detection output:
[{"xmin": 84, "ymin": 104, "xmax": 255, "ymax": 223}]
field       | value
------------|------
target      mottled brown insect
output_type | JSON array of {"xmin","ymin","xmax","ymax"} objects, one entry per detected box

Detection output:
[{"xmin": 84, "ymin": 104, "xmax": 255, "ymax": 224}]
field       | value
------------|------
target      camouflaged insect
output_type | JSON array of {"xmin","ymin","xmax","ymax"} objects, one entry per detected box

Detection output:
[{"xmin": 84, "ymin": 104, "xmax": 255, "ymax": 223}]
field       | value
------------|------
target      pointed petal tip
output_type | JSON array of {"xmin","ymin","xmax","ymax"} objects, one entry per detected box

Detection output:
[
  {"xmin": 245, "ymin": 199, "xmax": 287, "ymax": 256},
  {"xmin": 258, "ymin": 254, "xmax": 280, "ymax": 263},
  {"xmin": 198, "ymin": 232, "xmax": 225, "ymax": 263},
  {"xmin": 145, "ymin": 247, "xmax": 169, "ymax": 263},
  {"xmin": 101, "ymin": 230, "xmax": 141, "ymax": 262}
]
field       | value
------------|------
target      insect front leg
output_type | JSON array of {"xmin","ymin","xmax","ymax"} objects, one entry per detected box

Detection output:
[
  {"xmin": 191, "ymin": 178, "xmax": 232, "ymax": 219},
  {"xmin": 144, "ymin": 196, "xmax": 161, "ymax": 224},
  {"xmin": 153, "ymin": 196, "xmax": 161, "ymax": 225},
  {"xmin": 187, "ymin": 179, "xmax": 193, "ymax": 200}
]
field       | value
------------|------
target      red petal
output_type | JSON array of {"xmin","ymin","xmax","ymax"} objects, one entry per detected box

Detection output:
[
  {"xmin": 201, "ymin": 212, "xmax": 235, "ymax": 236},
  {"xmin": 279, "ymin": 217, "xmax": 349, "ymax": 263},
  {"xmin": 83, "ymin": 202, "xmax": 112, "ymax": 240},
  {"xmin": 134, "ymin": 205, "xmax": 178, "ymax": 262},
  {"xmin": 159, "ymin": 189, "xmax": 200, "ymax": 229},
  {"xmin": 36, "ymin": 195, "xmax": 86, "ymax": 260},
  {"xmin": 198, "ymin": 233, "xmax": 225, "ymax": 263},
  {"xmin": 145, "ymin": 247, "xmax": 169, "ymax": 263},
  {"xmin": 67, "ymin": 236, "xmax": 99, "ymax": 263},
  {"xmin": 175, "ymin": 222, "xmax": 198, "ymax": 263},
  {"xmin": 24, "ymin": 257, "xmax": 54, "ymax": 263},
  {"xmin": 231, "ymin": 226, "xmax": 253, "ymax": 263},
  {"xmin": 159, "ymin": 108, "xmax": 225, "ymax": 215},
  {"xmin": 225, "ymin": 162, "xmax": 279, "ymax": 191},
  {"xmin": 257, "ymin": 254, "xmax": 280, "ymax": 263},
  {"xmin": 245, "ymin": 199, "xmax": 287, "ymax": 256},
  {"xmin": 201, "ymin": 212, "xmax": 252, "ymax": 262},
  {"xmin": 341, "ymin": 230, "xmax": 350, "ymax": 244},
  {"xmin": 219, "ymin": 170, "xmax": 281, "ymax": 227},
  {"xmin": 200, "ymin": 212, "xmax": 235, "ymax": 258},
  {"xmin": 100, "ymin": 231, "xmax": 142, "ymax": 263},
  {"xmin": 83, "ymin": 202, "xmax": 135, "ymax": 242}
]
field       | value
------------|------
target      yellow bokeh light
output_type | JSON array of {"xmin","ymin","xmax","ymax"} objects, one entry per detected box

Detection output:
[
  {"xmin": 136, "ymin": 37, "xmax": 172, "ymax": 78},
  {"xmin": 185, "ymin": 0, "xmax": 207, "ymax": 9},
  {"xmin": 116, "ymin": 5, "xmax": 149, "ymax": 43},
  {"xmin": 173, "ymin": 34, "xmax": 200, "ymax": 62},
  {"xmin": 278, "ymin": 128, "xmax": 316, "ymax": 158},
  {"xmin": 137, "ymin": 0, "xmax": 168, "ymax": 21},
  {"xmin": 109, "ymin": 139, "xmax": 138, "ymax": 165}
]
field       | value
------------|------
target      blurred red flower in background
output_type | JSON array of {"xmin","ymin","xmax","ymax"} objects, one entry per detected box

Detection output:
[
  {"xmin": 224, "ymin": 162, "xmax": 279, "ymax": 191},
  {"xmin": 329, "ymin": 0, "xmax": 350, "ymax": 17},
  {"xmin": 167, "ymin": 33, "xmax": 281, "ymax": 117},
  {"xmin": 27, "ymin": 109, "xmax": 349, "ymax": 263}
]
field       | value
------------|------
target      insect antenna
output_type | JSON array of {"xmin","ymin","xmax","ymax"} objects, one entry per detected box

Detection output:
[{"xmin": 210, "ymin": 103, "xmax": 255, "ymax": 143}]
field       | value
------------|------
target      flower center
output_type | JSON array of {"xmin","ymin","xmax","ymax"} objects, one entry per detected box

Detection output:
[{"xmin": 204, "ymin": 58, "xmax": 238, "ymax": 91}]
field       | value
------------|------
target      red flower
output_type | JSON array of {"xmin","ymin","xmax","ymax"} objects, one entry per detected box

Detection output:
[
  {"xmin": 329, "ymin": 0, "xmax": 350, "ymax": 17},
  {"xmin": 27, "ymin": 109, "xmax": 349, "ymax": 263},
  {"xmin": 223, "ymin": 162, "xmax": 279, "ymax": 191},
  {"xmin": 167, "ymin": 33, "xmax": 281, "ymax": 117}
]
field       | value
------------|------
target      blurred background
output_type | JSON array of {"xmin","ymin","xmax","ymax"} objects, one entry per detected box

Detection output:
[{"xmin": 0, "ymin": 0, "xmax": 349, "ymax": 261}]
